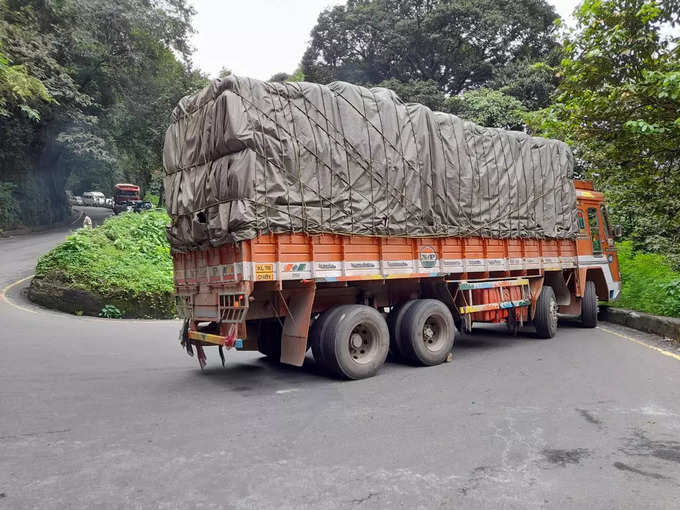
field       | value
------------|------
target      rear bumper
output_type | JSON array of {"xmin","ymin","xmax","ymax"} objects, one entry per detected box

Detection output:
[{"xmin": 188, "ymin": 330, "xmax": 243, "ymax": 348}]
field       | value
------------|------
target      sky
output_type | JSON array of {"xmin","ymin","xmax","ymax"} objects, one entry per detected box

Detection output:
[{"xmin": 189, "ymin": 0, "xmax": 583, "ymax": 80}]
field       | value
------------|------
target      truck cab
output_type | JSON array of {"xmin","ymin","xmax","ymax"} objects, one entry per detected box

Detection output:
[{"xmin": 574, "ymin": 180, "xmax": 622, "ymax": 301}]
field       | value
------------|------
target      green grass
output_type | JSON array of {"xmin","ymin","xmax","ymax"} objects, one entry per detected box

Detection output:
[
  {"xmin": 35, "ymin": 210, "xmax": 174, "ymax": 318},
  {"xmin": 614, "ymin": 241, "xmax": 680, "ymax": 318}
]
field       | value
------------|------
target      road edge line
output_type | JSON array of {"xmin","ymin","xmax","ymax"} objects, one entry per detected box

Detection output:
[
  {"xmin": 0, "ymin": 275, "xmax": 38, "ymax": 314},
  {"xmin": 598, "ymin": 325, "xmax": 680, "ymax": 362}
]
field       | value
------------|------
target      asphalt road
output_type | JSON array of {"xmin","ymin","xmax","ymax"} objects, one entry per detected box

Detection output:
[{"xmin": 1, "ymin": 216, "xmax": 679, "ymax": 509}]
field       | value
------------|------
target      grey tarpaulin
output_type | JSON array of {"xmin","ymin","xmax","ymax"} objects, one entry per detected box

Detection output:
[{"xmin": 163, "ymin": 75, "xmax": 578, "ymax": 251}]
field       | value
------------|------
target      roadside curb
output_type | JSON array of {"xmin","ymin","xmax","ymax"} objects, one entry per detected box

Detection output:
[{"xmin": 600, "ymin": 306, "xmax": 680, "ymax": 342}]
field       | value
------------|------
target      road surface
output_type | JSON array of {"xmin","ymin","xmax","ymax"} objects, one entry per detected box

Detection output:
[{"xmin": 1, "ymin": 217, "xmax": 679, "ymax": 509}]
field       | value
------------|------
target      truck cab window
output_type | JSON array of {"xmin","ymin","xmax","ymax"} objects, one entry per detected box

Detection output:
[
  {"xmin": 577, "ymin": 210, "xmax": 586, "ymax": 233},
  {"xmin": 600, "ymin": 205, "xmax": 615, "ymax": 247},
  {"xmin": 587, "ymin": 207, "xmax": 602, "ymax": 255}
]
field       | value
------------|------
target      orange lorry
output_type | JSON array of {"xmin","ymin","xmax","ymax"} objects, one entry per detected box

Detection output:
[
  {"xmin": 165, "ymin": 76, "xmax": 621, "ymax": 379},
  {"xmin": 172, "ymin": 178, "xmax": 620, "ymax": 379}
]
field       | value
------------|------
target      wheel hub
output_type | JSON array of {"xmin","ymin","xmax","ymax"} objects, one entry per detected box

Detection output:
[
  {"xmin": 348, "ymin": 325, "xmax": 376, "ymax": 364},
  {"xmin": 422, "ymin": 318, "xmax": 445, "ymax": 351},
  {"xmin": 350, "ymin": 333, "xmax": 364, "ymax": 349}
]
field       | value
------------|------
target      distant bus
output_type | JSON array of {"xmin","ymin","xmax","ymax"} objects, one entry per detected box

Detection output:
[{"xmin": 113, "ymin": 183, "xmax": 141, "ymax": 214}]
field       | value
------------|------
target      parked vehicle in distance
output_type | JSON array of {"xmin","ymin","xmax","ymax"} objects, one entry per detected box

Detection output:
[
  {"xmin": 82, "ymin": 191, "xmax": 106, "ymax": 207},
  {"xmin": 113, "ymin": 183, "xmax": 141, "ymax": 214},
  {"xmin": 71, "ymin": 195, "xmax": 84, "ymax": 206},
  {"xmin": 105, "ymin": 198, "xmax": 114, "ymax": 209}
]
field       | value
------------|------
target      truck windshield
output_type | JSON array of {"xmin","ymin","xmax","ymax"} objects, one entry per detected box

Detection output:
[{"xmin": 116, "ymin": 190, "xmax": 138, "ymax": 197}]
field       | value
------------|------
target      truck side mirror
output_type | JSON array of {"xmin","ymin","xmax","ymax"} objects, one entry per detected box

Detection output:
[{"xmin": 613, "ymin": 224, "xmax": 623, "ymax": 239}]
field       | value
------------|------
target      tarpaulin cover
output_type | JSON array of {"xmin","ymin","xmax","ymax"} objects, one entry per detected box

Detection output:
[{"xmin": 163, "ymin": 75, "xmax": 578, "ymax": 251}]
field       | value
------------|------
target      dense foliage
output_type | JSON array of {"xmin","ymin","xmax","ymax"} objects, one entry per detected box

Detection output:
[
  {"xmin": 447, "ymin": 88, "xmax": 526, "ymax": 130},
  {"xmin": 526, "ymin": 0, "xmax": 680, "ymax": 263},
  {"xmin": 302, "ymin": 0, "xmax": 559, "ymax": 94},
  {"xmin": 35, "ymin": 210, "xmax": 174, "ymax": 317},
  {"xmin": 0, "ymin": 0, "xmax": 206, "ymax": 230},
  {"xmin": 615, "ymin": 241, "xmax": 680, "ymax": 317},
  {"xmin": 0, "ymin": 42, "xmax": 51, "ymax": 120}
]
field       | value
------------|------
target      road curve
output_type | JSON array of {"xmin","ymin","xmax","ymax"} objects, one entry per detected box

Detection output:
[{"xmin": 1, "ymin": 222, "xmax": 679, "ymax": 509}]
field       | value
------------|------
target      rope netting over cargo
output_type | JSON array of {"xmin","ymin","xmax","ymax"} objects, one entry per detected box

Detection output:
[{"xmin": 163, "ymin": 75, "xmax": 578, "ymax": 251}]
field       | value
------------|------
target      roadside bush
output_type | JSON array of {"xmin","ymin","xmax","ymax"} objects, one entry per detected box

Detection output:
[
  {"xmin": 615, "ymin": 241, "xmax": 680, "ymax": 318},
  {"xmin": 99, "ymin": 304, "xmax": 123, "ymax": 318},
  {"xmin": 33, "ymin": 210, "xmax": 174, "ymax": 318}
]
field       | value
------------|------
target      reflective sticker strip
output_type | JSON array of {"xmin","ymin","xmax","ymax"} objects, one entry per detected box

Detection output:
[
  {"xmin": 465, "ymin": 259, "xmax": 487, "ymax": 271},
  {"xmin": 486, "ymin": 258, "xmax": 508, "ymax": 270},
  {"xmin": 441, "ymin": 259, "xmax": 465, "ymax": 270},
  {"xmin": 459, "ymin": 299, "xmax": 530, "ymax": 314},
  {"xmin": 458, "ymin": 278, "xmax": 529, "ymax": 290},
  {"xmin": 383, "ymin": 259, "xmax": 416, "ymax": 273}
]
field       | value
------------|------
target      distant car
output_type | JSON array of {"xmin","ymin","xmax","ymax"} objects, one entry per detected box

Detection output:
[
  {"xmin": 82, "ymin": 191, "xmax": 106, "ymax": 207},
  {"xmin": 105, "ymin": 198, "xmax": 114, "ymax": 208},
  {"xmin": 71, "ymin": 196, "xmax": 84, "ymax": 206}
]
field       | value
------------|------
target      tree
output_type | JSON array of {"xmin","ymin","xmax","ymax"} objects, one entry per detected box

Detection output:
[
  {"xmin": 374, "ymin": 79, "xmax": 446, "ymax": 111},
  {"xmin": 489, "ymin": 53, "xmax": 562, "ymax": 111},
  {"xmin": 269, "ymin": 67, "xmax": 305, "ymax": 83},
  {"xmin": 302, "ymin": 0, "xmax": 559, "ymax": 94},
  {"xmin": 269, "ymin": 72, "xmax": 290, "ymax": 82},
  {"xmin": 0, "ymin": 43, "xmax": 51, "ymax": 120},
  {"xmin": 0, "ymin": 0, "xmax": 205, "ymax": 229},
  {"xmin": 526, "ymin": 0, "xmax": 680, "ymax": 261},
  {"xmin": 447, "ymin": 88, "xmax": 526, "ymax": 130}
]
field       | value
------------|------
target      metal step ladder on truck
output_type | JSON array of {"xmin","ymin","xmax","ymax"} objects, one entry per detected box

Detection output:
[{"xmin": 164, "ymin": 75, "xmax": 622, "ymax": 379}]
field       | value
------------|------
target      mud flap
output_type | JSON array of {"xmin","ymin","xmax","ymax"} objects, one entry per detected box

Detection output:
[
  {"xmin": 179, "ymin": 319, "xmax": 193, "ymax": 356},
  {"xmin": 280, "ymin": 283, "xmax": 316, "ymax": 367}
]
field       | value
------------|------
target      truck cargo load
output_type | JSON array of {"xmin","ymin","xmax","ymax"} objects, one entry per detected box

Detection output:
[
  {"xmin": 163, "ymin": 76, "xmax": 621, "ymax": 380},
  {"xmin": 163, "ymin": 75, "xmax": 577, "ymax": 251}
]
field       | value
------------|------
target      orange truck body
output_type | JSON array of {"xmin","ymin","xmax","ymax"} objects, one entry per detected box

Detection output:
[{"xmin": 174, "ymin": 180, "xmax": 620, "ymax": 372}]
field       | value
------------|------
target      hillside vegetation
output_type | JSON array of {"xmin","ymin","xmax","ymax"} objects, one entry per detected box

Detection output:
[
  {"xmin": 30, "ymin": 211, "xmax": 174, "ymax": 318},
  {"xmin": 615, "ymin": 241, "xmax": 680, "ymax": 318}
]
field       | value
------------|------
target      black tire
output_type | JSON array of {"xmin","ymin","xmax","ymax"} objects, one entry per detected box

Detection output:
[
  {"xmin": 399, "ymin": 299, "xmax": 455, "ymax": 366},
  {"xmin": 534, "ymin": 286, "xmax": 558, "ymax": 339},
  {"xmin": 309, "ymin": 308, "xmax": 344, "ymax": 368},
  {"xmin": 581, "ymin": 280, "xmax": 598, "ymax": 328},
  {"xmin": 387, "ymin": 301, "xmax": 417, "ymax": 359},
  {"xmin": 322, "ymin": 305, "xmax": 389, "ymax": 380},
  {"xmin": 257, "ymin": 319, "xmax": 284, "ymax": 360}
]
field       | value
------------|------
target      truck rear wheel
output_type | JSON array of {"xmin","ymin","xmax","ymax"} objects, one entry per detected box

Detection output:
[
  {"xmin": 256, "ymin": 319, "xmax": 284, "ymax": 360},
  {"xmin": 399, "ymin": 299, "xmax": 454, "ymax": 366},
  {"xmin": 387, "ymin": 301, "xmax": 417, "ymax": 359},
  {"xmin": 321, "ymin": 305, "xmax": 389, "ymax": 379},
  {"xmin": 309, "ymin": 308, "xmax": 343, "ymax": 368},
  {"xmin": 581, "ymin": 281, "xmax": 598, "ymax": 328},
  {"xmin": 534, "ymin": 286, "xmax": 558, "ymax": 339}
]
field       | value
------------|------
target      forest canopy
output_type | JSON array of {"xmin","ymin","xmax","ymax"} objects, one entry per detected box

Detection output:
[{"xmin": 0, "ymin": 0, "xmax": 206, "ymax": 229}]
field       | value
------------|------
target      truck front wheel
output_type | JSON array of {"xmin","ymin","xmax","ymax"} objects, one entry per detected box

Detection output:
[
  {"xmin": 399, "ymin": 299, "xmax": 455, "ymax": 366},
  {"xmin": 581, "ymin": 281, "xmax": 598, "ymax": 328},
  {"xmin": 321, "ymin": 305, "xmax": 389, "ymax": 380},
  {"xmin": 534, "ymin": 286, "xmax": 558, "ymax": 339}
]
